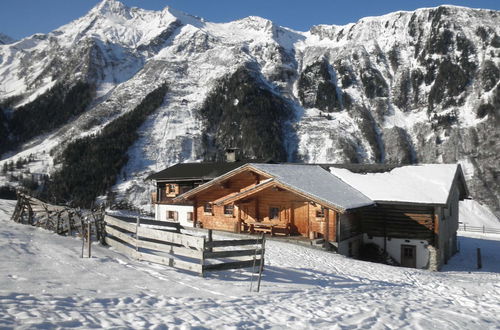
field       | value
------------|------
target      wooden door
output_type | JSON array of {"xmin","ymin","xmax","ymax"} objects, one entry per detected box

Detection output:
[
  {"xmin": 292, "ymin": 202, "xmax": 309, "ymax": 236},
  {"xmin": 401, "ymin": 245, "xmax": 417, "ymax": 268}
]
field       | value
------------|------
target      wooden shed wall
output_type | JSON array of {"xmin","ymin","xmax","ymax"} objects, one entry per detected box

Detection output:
[{"xmin": 361, "ymin": 204, "xmax": 435, "ymax": 241}]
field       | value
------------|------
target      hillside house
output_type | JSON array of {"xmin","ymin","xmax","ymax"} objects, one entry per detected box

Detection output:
[
  {"xmin": 148, "ymin": 161, "xmax": 258, "ymax": 227},
  {"xmin": 150, "ymin": 161, "xmax": 468, "ymax": 270}
]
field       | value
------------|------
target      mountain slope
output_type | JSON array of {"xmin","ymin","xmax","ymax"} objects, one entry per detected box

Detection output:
[
  {"xmin": 0, "ymin": 1, "xmax": 498, "ymax": 214},
  {"xmin": 0, "ymin": 33, "xmax": 15, "ymax": 45}
]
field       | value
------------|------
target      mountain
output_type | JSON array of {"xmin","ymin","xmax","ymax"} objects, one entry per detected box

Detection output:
[
  {"xmin": 0, "ymin": 33, "xmax": 15, "ymax": 45},
  {"xmin": 0, "ymin": 0, "xmax": 499, "ymax": 214}
]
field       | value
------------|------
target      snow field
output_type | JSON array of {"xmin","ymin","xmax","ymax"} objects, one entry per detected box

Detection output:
[{"xmin": 1, "ymin": 199, "xmax": 499, "ymax": 329}]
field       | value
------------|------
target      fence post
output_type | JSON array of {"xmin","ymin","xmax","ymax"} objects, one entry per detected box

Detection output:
[
  {"xmin": 81, "ymin": 223, "xmax": 85, "ymax": 258},
  {"xmin": 256, "ymin": 233, "xmax": 266, "ymax": 293},
  {"xmin": 464, "ymin": 223, "xmax": 466, "ymax": 231},
  {"xmin": 207, "ymin": 229, "xmax": 213, "ymax": 253},
  {"xmin": 483, "ymin": 225, "xmax": 485, "ymax": 234},
  {"xmin": 477, "ymin": 248, "xmax": 482, "ymax": 269},
  {"xmin": 200, "ymin": 239, "xmax": 205, "ymax": 278},
  {"xmin": 87, "ymin": 221, "xmax": 91, "ymax": 258},
  {"xmin": 135, "ymin": 216, "xmax": 140, "ymax": 253}
]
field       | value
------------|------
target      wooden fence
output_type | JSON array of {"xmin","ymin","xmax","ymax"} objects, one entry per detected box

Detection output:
[
  {"xmin": 458, "ymin": 224, "xmax": 500, "ymax": 235},
  {"xmin": 11, "ymin": 192, "xmax": 105, "ymax": 241},
  {"xmin": 104, "ymin": 214, "xmax": 265, "ymax": 277}
]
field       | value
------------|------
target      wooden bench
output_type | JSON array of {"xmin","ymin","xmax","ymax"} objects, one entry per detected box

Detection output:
[{"xmin": 248, "ymin": 222, "xmax": 290, "ymax": 236}]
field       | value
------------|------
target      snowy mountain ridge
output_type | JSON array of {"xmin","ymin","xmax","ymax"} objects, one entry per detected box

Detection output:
[{"xmin": 0, "ymin": 1, "xmax": 499, "ymax": 214}]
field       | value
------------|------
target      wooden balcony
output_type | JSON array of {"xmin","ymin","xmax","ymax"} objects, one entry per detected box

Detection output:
[{"xmin": 151, "ymin": 192, "xmax": 193, "ymax": 206}]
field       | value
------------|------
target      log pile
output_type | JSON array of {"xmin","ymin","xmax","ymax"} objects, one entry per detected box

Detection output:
[{"xmin": 11, "ymin": 191, "xmax": 105, "ymax": 242}]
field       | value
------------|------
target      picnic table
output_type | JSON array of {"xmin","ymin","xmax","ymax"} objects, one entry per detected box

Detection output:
[{"xmin": 246, "ymin": 221, "xmax": 290, "ymax": 236}]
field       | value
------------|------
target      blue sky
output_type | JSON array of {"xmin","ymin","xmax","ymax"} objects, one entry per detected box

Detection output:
[{"xmin": 1, "ymin": 0, "xmax": 499, "ymax": 40}]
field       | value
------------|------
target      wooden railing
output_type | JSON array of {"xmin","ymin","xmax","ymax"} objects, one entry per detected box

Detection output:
[
  {"xmin": 458, "ymin": 224, "xmax": 500, "ymax": 235},
  {"xmin": 104, "ymin": 215, "xmax": 265, "ymax": 277}
]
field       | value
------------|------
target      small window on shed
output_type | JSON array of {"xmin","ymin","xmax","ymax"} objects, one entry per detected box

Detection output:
[
  {"xmin": 204, "ymin": 203, "xmax": 213, "ymax": 215},
  {"xmin": 269, "ymin": 207, "xmax": 280, "ymax": 220},
  {"xmin": 316, "ymin": 206, "xmax": 325, "ymax": 218},
  {"xmin": 187, "ymin": 212, "xmax": 193, "ymax": 221},
  {"xmin": 224, "ymin": 205, "xmax": 234, "ymax": 216}
]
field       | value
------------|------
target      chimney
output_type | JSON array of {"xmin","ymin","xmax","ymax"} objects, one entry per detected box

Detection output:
[{"xmin": 225, "ymin": 148, "xmax": 239, "ymax": 162}]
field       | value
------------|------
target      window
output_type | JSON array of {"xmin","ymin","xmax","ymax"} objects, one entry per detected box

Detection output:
[
  {"xmin": 204, "ymin": 203, "xmax": 213, "ymax": 214},
  {"xmin": 269, "ymin": 207, "xmax": 280, "ymax": 220},
  {"xmin": 167, "ymin": 210, "xmax": 178, "ymax": 221},
  {"xmin": 187, "ymin": 212, "xmax": 193, "ymax": 222},
  {"xmin": 316, "ymin": 206, "xmax": 325, "ymax": 218},
  {"xmin": 168, "ymin": 184, "xmax": 176, "ymax": 192},
  {"xmin": 224, "ymin": 205, "xmax": 234, "ymax": 216}
]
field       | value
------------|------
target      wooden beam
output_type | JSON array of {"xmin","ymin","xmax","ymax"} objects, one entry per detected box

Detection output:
[
  {"xmin": 105, "ymin": 225, "xmax": 136, "ymax": 246},
  {"xmin": 105, "ymin": 215, "xmax": 136, "ymax": 233},
  {"xmin": 324, "ymin": 208, "xmax": 330, "ymax": 250},
  {"xmin": 203, "ymin": 259, "xmax": 261, "ymax": 272},
  {"xmin": 137, "ymin": 226, "xmax": 205, "ymax": 249},
  {"xmin": 204, "ymin": 249, "xmax": 263, "ymax": 259},
  {"xmin": 206, "ymin": 238, "xmax": 264, "ymax": 248},
  {"xmin": 136, "ymin": 252, "xmax": 203, "ymax": 273},
  {"xmin": 137, "ymin": 240, "xmax": 203, "ymax": 259}
]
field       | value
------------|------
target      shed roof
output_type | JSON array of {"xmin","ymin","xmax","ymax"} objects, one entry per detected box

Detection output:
[
  {"xmin": 176, "ymin": 163, "xmax": 375, "ymax": 212},
  {"xmin": 147, "ymin": 161, "xmax": 260, "ymax": 181},
  {"xmin": 329, "ymin": 164, "xmax": 468, "ymax": 205},
  {"xmin": 249, "ymin": 164, "xmax": 374, "ymax": 211}
]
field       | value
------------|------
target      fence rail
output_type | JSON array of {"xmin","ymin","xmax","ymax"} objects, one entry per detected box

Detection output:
[
  {"xmin": 458, "ymin": 224, "xmax": 500, "ymax": 235},
  {"xmin": 104, "ymin": 214, "xmax": 265, "ymax": 277}
]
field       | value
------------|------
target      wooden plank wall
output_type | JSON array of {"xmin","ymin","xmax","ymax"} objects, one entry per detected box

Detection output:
[
  {"xmin": 339, "ymin": 213, "xmax": 361, "ymax": 241},
  {"xmin": 196, "ymin": 171, "xmax": 268, "ymax": 231},
  {"xmin": 308, "ymin": 206, "xmax": 337, "ymax": 241},
  {"xmin": 104, "ymin": 215, "xmax": 265, "ymax": 275},
  {"xmin": 360, "ymin": 204, "xmax": 435, "ymax": 240}
]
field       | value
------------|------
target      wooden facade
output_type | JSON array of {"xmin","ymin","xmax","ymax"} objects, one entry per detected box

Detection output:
[
  {"xmin": 360, "ymin": 204, "xmax": 436, "ymax": 242},
  {"xmin": 183, "ymin": 169, "xmax": 360, "ymax": 242}
]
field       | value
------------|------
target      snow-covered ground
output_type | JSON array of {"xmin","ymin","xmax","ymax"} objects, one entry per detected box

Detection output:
[{"xmin": 1, "ymin": 199, "xmax": 499, "ymax": 329}]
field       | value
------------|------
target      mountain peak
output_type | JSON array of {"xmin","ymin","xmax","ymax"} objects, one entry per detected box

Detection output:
[{"xmin": 91, "ymin": 0, "xmax": 131, "ymax": 18}]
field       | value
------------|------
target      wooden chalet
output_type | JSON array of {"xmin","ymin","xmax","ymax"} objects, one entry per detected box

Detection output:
[{"xmin": 173, "ymin": 163, "xmax": 375, "ymax": 253}]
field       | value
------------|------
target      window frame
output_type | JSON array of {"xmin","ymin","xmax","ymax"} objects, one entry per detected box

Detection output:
[
  {"xmin": 269, "ymin": 206, "xmax": 280, "ymax": 220},
  {"xmin": 167, "ymin": 210, "xmax": 178, "ymax": 221},
  {"xmin": 203, "ymin": 203, "xmax": 213, "ymax": 215},
  {"xmin": 224, "ymin": 204, "xmax": 234, "ymax": 216}
]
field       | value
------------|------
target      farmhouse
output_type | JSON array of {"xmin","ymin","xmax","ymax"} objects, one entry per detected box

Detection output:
[
  {"xmin": 174, "ymin": 163, "xmax": 375, "ymax": 256},
  {"xmin": 148, "ymin": 161, "xmax": 258, "ymax": 227},
  {"xmin": 151, "ymin": 161, "xmax": 468, "ymax": 270}
]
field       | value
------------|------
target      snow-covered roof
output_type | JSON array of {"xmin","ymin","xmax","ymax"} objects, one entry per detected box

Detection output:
[
  {"xmin": 250, "ymin": 163, "xmax": 374, "ymax": 211},
  {"xmin": 329, "ymin": 164, "xmax": 464, "ymax": 205}
]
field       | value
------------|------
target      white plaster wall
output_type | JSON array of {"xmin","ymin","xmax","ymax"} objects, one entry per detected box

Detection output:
[
  {"xmin": 155, "ymin": 204, "xmax": 195, "ymax": 228},
  {"xmin": 363, "ymin": 234, "xmax": 430, "ymax": 269}
]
